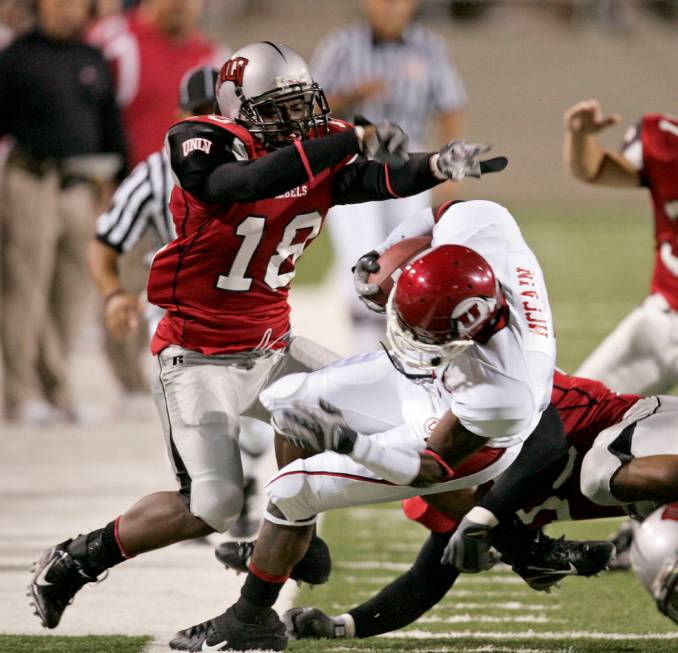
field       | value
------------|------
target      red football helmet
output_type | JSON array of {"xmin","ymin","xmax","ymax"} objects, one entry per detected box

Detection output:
[{"xmin": 386, "ymin": 244, "xmax": 506, "ymax": 369}]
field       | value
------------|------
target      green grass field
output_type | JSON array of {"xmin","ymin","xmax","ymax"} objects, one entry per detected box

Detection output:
[
  {"xmin": 8, "ymin": 201, "xmax": 678, "ymax": 651},
  {"xmin": 292, "ymin": 201, "xmax": 678, "ymax": 653}
]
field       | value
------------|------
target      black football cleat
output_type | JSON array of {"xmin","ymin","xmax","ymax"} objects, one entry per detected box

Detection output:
[
  {"xmin": 228, "ymin": 477, "xmax": 260, "ymax": 539},
  {"xmin": 215, "ymin": 539, "xmax": 254, "ymax": 576},
  {"xmin": 28, "ymin": 540, "xmax": 97, "ymax": 629},
  {"xmin": 215, "ymin": 534, "xmax": 331, "ymax": 585},
  {"xmin": 283, "ymin": 606, "xmax": 348, "ymax": 640},
  {"xmin": 511, "ymin": 531, "xmax": 615, "ymax": 591},
  {"xmin": 170, "ymin": 606, "xmax": 287, "ymax": 651}
]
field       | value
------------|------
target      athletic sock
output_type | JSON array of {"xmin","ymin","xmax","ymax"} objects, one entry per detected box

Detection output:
[
  {"xmin": 66, "ymin": 518, "xmax": 130, "ymax": 577},
  {"xmin": 233, "ymin": 564, "xmax": 287, "ymax": 623}
]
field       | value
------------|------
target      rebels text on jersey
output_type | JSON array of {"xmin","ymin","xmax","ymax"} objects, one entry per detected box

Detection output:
[
  {"xmin": 623, "ymin": 114, "xmax": 678, "ymax": 310},
  {"xmin": 148, "ymin": 116, "xmax": 352, "ymax": 355}
]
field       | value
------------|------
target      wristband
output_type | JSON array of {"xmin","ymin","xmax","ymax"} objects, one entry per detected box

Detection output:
[
  {"xmin": 103, "ymin": 287, "xmax": 125, "ymax": 306},
  {"xmin": 422, "ymin": 447, "xmax": 455, "ymax": 480}
]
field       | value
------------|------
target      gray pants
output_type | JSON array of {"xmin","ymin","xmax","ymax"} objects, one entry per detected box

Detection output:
[{"xmin": 151, "ymin": 336, "xmax": 338, "ymax": 532}]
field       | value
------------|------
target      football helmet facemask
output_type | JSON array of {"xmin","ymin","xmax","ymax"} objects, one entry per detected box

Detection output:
[
  {"xmin": 631, "ymin": 504, "xmax": 678, "ymax": 625},
  {"xmin": 386, "ymin": 244, "xmax": 507, "ymax": 370},
  {"xmin": 216, "ymin": 42, "xmax": 330, "ymax": 148}
]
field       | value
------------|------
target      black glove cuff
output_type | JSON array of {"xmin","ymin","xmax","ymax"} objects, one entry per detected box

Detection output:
[{"xmin": 333, "ymin": 424, "xmax": 358, "ymax": 454}]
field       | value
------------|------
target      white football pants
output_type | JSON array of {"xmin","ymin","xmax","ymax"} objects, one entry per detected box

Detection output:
[
  {"xmin": 580, "ymin": 395, "xmax": 678, "ymax": 517},
  {"xmin": 326, "ymin": 191, "xmax": 431, "ymax": 354},
  {"xmin": 576, "ymin": 293, "xmax": 678, "ymax": 395},
  {"xmin": 260, "ymin": 351, "xmax": 522, "ymax": 524}
]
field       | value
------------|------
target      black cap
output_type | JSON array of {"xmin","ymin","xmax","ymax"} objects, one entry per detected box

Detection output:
[{"xmin": 179, "ymin": 65, "xmax": 219, "ymax": 112}]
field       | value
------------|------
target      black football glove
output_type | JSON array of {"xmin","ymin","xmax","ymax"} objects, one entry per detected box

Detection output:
[
  {"xmin": 434, "ymin": 140, "xmax": 508, "ymax": 181},
  {"xmin": 352, "ymin": 250, "xmax": 385, "ymax": 314}
]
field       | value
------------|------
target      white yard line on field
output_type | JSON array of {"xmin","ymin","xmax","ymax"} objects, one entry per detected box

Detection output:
[
  {"xmin": 380, "ymin": 629, "xmax": 678, "ymax": 641},
  {"xmin": 330, "ymin": 646, "xmax": 571, "ymax": 653},
  {"xmin": 448, "ymin": 602, "xmax": 556, "ymax": 611},
  {"xmin": 418, "ymin": 614, "xmax": 563, "ymax": 624}
]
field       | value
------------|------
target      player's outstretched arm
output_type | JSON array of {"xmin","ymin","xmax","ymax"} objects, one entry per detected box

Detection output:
[
  {"xmin": 563, "ymin": 99, "xmax": 639, "ymax": 187},
  {"xmin": 169, "ymin": 121, "xmax": 406, "ymax": 204},
  {"xmin": 285, "ymin": 531, "xmax": 458, "ymax": 640},
  {"xmin": 273, "ymin": 400, "xmax": 482, "ymax": 487},
  {"xmin": 331, "ymin": 141, "xmax": 507, "ymax": 206}
]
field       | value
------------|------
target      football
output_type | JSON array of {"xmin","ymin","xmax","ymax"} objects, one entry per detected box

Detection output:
[{"xmin": 367, "ymin": 236, "xmax": 432, "ymax": 307}]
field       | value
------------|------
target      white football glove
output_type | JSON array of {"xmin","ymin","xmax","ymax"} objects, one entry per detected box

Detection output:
[
  {"xmin": 432, "ymin": 140, "xmax": 509, "ymax": 182},
  {"xmin": 273, "ymin": 400, "xmax": 358, "ymax": 454},
  {"xmin": 352, "ymin": 250, "xmax": 385, "ymax": 314},
  {"xmin": 360, "ymin": 122, "xmax": 410, "ymax": 168},
  {"xmin": 441, "ymin": 514, "xmax": 500, "ymax": 572},
  {"xmin": 434, "ymin": 140, "xmax": 491, "ymax": 181}
]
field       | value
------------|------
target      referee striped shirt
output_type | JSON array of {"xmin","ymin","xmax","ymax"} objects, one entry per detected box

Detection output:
[
  {"xmin": 95, "ymin": 148, "xmax": 175, "ymax": 254},
  {"xmin": 311, "ymin": 22, "xmax": 467, "ymax": 147}
]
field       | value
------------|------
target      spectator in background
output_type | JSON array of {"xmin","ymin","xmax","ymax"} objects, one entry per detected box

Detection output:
[
  {"xmin": 0, "ymin": 0, "xmax": 126, "ymax": 423},
  {"xmin": 311, "ymin": 0, "xmax": 467, "ymax": 352},
  {"xmin": 0, "ymin": 0, "xmax": 33, "ymax": 49},
  {"xmin": 89, "ymin": 65, "xmax": 271, "ymax": 537},
  {"xmin": 87, "ymin": 0, "xmax": 228, "ymax": 417}
]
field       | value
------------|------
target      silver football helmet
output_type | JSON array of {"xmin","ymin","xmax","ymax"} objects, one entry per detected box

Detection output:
[
  {"xmin": 631, "ymin": 504, "xmax": 678, "ymax": 625},
  {"xmin": 216, "ymin": 41, "xmax": 330, "ymax": 147}
]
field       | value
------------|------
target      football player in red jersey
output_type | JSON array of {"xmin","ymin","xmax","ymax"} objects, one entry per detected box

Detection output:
[
  {"xmin": 27, "ymin": 41, "xmax": 505, "ymax": 641},
  {"xmin": 564, "ymin": 100, "xmax": 678, "ymax": 397},
  {"xmin": 564, "ymin": 99, "xmax": 678, "ymax": 565},
  {"xmin": 280, "ymin": 370, "xmax": 678, "ymax": 640}
]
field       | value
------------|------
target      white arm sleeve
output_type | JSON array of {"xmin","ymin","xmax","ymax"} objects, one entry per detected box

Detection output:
[
  {"xmin": 375, "ymin": 207, "xmax": 435, "ymax": 255},
  {"xmin": 348, "ymin": 431, "xmax": 421, "ymax": 485}
]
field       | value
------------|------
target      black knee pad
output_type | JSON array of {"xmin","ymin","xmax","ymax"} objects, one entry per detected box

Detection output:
[{"xmin": 291, "ymin": 535, "xmax": 332, "ymax": 585}]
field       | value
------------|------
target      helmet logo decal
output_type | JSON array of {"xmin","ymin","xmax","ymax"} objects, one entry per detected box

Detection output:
[
  {"xmin": 452, "ymin": 297, "xmax": 496, "ymax": 336},
  {"xmin": 661, "ymin": 503, "xmax": 678, "ymax": 521},
  {"xmin": 220, "ymin": 57, "xmax": 249, "ymax": 87}
]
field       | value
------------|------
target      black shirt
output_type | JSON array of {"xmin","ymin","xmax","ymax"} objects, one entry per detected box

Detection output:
[{"xmin": 0, "ymin": 29, "xmax": 126, "ymax": 166}]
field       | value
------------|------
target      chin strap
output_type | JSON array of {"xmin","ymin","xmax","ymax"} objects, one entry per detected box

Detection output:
[{"xmin": 380, "ymin": 341, "xmax": 434, "ymax": 381}]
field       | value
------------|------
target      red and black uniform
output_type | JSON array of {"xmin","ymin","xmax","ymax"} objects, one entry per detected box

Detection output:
[
  {"xmin": 404, "ymin": 370, "xmax": 641, "ymax": 532},
  {"xmin": 341, "ymin": 372, "xmax": 642, "ymax": 640},
  {"xmin": 637, "ymin": 114, "xmax": 678, "ymax": 310},
  {"xmin": 148, "ymin": 115, "xmax": 442, "ymax": 355}
]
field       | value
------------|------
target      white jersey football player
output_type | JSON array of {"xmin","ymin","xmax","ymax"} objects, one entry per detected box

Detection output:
[
  {"xmin": 564, "ymin": 100, "xmax": 678, "ymax": 395},
  {"xmin": 265, "ymin": 199, "xmax": 557, "ymax": 513},
  {"xmin": 167, "ymin": 199, "xmax": 567, "ymax": 652}
]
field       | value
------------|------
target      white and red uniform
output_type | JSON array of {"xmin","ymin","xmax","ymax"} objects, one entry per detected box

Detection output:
[
  {"xmin": 404, "ymin": 370, "xmax": 678, "ymax": 533},
  {"xmin": 260, "ymin": 200, "xmax": 557, "ymax": 523},
  {"xmin": 87, "ymin": 10, "xmax": 223, "ymax": 166},
  {"xmin": 577, "ymin": 114, "xmax": 678, "ymax": 395}
]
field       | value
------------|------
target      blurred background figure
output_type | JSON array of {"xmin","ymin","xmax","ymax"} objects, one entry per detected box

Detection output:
[
  {"xmin": 311, "ymin": 0, "xmax": 467, "ymax": 353},
  {"xmin": 87, "ymin": 0, "xmax": 229, "ymax": 419},
  {"xmin": 89, "ymin": 65, "xmax": 271, "ymax": 536},
  {"xmin": 0, "ymin": 0, "xmax": 33, "ymax": 49},
  {"xmin": 0, "ymin": 0, "xmax": 126, "ymax": 423}
]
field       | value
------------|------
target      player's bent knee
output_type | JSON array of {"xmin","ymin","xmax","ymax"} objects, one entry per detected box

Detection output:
[
  {"xmin": 580, "ymin": 445, "xmax": 623, "ymax": 506},
  {"xmin": 265, "ymin": 464, "xmax": 317, "ymax": 525},
  {"xmin": 189, "ymin": 479, "xmax": 244, "ymax": 533}
]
